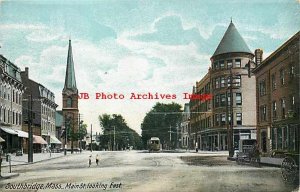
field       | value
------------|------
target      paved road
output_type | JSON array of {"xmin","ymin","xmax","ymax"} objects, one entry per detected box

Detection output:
[{"xmin": 0, "ymin": 150, "xmax": 298, "ymax": 192}]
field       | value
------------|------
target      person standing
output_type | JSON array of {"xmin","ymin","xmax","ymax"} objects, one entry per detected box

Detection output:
[
  {"xmin": 89, "ymin": 155, "xmax": 92, "ymax": 167},
  {"xmin": 96, "ymin": 154, "xmax": 99, "ymax": 166}
]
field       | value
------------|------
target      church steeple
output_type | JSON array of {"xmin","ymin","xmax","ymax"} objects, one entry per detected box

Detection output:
[{"xmin": 63, "ymin": 39, "xmax": 77, "ymax": 92}]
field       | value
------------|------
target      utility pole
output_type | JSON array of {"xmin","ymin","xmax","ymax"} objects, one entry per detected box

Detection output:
[
  {"xmin": 227, "ymin": 68, "xmax": 234, "ymax": 157},
  {"xmin": 64, "ymin": 116, "xmax": 68, "ymax": 156},
  {"xmin": 90, "ymin": 124, "xmax": 92, "ymax": 152},
  {"xmin": 71, "ymin": 114, "xmax": 74, "ymax": 154},
  {"xmin": 78, "ymin": 114, "xmax": 83, "ymax": 153},
  {"xmin": 28, "ymin": 95, "xmax": 33, "ymax": 163}
]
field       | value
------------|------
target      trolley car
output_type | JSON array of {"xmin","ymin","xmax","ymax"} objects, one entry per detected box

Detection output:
[{"xmin": 148, "ymin": 137, "xmax": 161, "ymax": 152}]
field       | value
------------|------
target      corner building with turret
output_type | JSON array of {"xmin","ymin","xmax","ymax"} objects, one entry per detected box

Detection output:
[{"xmin": 190, "ymin": 21, "xmax": 258, "ymax": 151}]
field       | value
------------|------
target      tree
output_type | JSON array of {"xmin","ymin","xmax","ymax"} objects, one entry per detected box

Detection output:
[
  {"xmin": 98, "ymin": 114, "xmax": 142, "ymax": 150},
  {"xmin": 141, "ymin": 102, "xmax": 182, "ymax": 150}
]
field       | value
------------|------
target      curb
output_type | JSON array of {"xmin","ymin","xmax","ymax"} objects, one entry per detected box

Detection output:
[
  {"xmin": 1, "ymin": 154, "xmax": 66, "ymax": 167},
  {"xmin": 0, "ymin": 173, "xmax": 20, "ymax": 180}
]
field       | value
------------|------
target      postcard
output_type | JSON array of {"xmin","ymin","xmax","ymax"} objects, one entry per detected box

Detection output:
[{"xmin": 0, "ymin": 0, "xmax": 299, "ymax": 192}]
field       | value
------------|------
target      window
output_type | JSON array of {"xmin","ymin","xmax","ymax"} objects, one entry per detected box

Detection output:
[
  {"xmin": 215, "ymin": 114, "xmax": 220, "ymax": 126},
  {"xmin": 280, "ymin": 69, "xmax": 285, "ymax": 85},
  {"xmin": 281, "ymin": 98, "xmax": 286, "ymax": 119},
  {"xmin": 13, "ymin": 111, "xmax": 15, "ymax": 124},
  {"xmin": 272, "ymin": 101, "xmax": 277, "ymax": 119},
  {"xmin": 214, "ymin": 62, "xmax": 219, "ymax": 70},
  {"xmin": 220, "ymin": 60, "xmax": 225, "ymax": 69},
  {"xmin": 260, "ymin": 105, "xmax": 267, "ymax": 121},
  {"xmin": 236, "ymin": 93, "xmax": 242, "ymax": 105},
  {"xmin": 220, "ymin": 77, "xmax": 225, "ymax": 87},
  {"xmin": 235, "ymin": 59, "xmax": 241, "ymax": 68},
  {"xmin": 271, "ymin": 73, "xmax": 276, "ymax": 90},
  {"xmin": 259, "ymin": 80, "xmax": 266, "ymax": 96},
  {"xmin": 227, "ymin": 93, "xmax": 231, "ymax": 106},
  {"xmin": 215, "ymin": 94, "xmax": 220, "ymax": 107},
  {"xmin": 236, "ymin": 113, "xmax": 242, "ymax": 125},
  {"xmin": 227, "ymin": 60, "xmax": 232, "ymax": 69},
  {"xmin": 291, "ymin": 95, "xmax": 295, "ymax": 108},
  {"xmin": 220, "ymin": 94, "xmax": 226, "ymax": 106},
  {"xmin": 221, "ymin": 114, "xmax": 226, "ymax": 126},
  {"xmin": 290, "ymin": 65, "xmax": 295, "ymax": 79},
  {"xmin": 215, "ymin": 78, "xmax": 220, "ymax": 89},
  {"xmin": 234, "ymin": 75, "xmax": 241, "ymax": 87}
]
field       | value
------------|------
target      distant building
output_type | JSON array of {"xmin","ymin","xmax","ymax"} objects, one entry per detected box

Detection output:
[
  {"xmin": 252, "ymin": 31, "xmax": 299, "ymax": 154},
  {"xmin": 62, "ymin": 40, "xmax": 80, "ymax": 150},
  {"xmin": 21, "ymin": 67, "xmax": 59, "ymax": 153},
  {"xmin": 190, "ymin": 71, "xmax": 212, "ymax": 150},
  {"xmin": 190, "ymin": 21, "xmax": 257, "ymax": 152},
  {"xmin": 180, "ymin": 103, "xmax": 190, "ymax": 149},
  {"xmin": 0, "ymin": 55, "xmax": 25, "ymax": 153}
]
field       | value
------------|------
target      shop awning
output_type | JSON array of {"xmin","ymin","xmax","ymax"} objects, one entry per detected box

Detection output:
[
  {"xmin": 1, "ymin": 127, "xmax": 18, "ymax": 135},
  {"xmin": 50, "ymin": 135, "xmax": 62, "ymax": 144},
  {"xmin": 0, "ymin": 136, "xmax": 5, "ymax": 142},
  {"xmin": 33, "ymin": 135, "xmax": 48, "ymax": 144},
  {"xmin": 16, "ymin": 130, "xmax": 28, "ymax": 138}
]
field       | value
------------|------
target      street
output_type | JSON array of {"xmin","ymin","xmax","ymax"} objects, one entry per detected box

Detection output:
[{"xmin": 0, "ymin": 151, "xmax": 298, "ymax": 192}]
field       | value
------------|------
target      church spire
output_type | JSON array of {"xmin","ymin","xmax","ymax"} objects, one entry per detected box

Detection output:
[{"xmin": 63, "ymin": 39, "xmax": 77, "ymax": 92}]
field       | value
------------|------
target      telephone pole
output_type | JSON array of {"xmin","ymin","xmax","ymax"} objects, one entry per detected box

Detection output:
[
  {"xmin": 90, "ymin": 124, "xmax": 93, "ymax": 152},
  {"xmin": 28, "ymin": 95, "xmax": 33, "ymax": 163}
]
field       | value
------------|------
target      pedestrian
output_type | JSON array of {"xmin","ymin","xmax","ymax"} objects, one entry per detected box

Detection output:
[
  {"xmin": 89, "ymin": 155, "xmax": 92, "ymax": 167},
  {"xmin": 96, "ymin": 154, "xmax": 99, "ymax": 166}
]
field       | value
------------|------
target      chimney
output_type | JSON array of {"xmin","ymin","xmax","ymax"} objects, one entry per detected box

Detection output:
[
  {"xmin": 25, "ymin": 67, "xmax": 29, "ymax": 78},
  {"xmin": 255, "ymin": 49, "xmax": 263, "ymax": 66}
]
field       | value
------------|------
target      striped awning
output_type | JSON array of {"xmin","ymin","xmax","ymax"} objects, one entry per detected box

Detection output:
[
  {"xmin": 50, "ymin": 135, "xmax": 62, "ymax": 144},
  {"xmin": 33, "ymin": 135, "xmax": 48, "ymax": 144}
]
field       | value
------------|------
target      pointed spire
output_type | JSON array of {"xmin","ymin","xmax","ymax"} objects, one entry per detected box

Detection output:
[
  {"xmin": 63, "ymin": 39, "xmax": 77, "ymax": 92},
  {"xmin": 212, "ymin": 21, "xmax": 253, "ymax": 57}
]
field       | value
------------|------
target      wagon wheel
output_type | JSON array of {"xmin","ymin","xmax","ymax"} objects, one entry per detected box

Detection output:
[{"xmin": 281, "ymin": 156, "xmax": 298, "ymax": 184}]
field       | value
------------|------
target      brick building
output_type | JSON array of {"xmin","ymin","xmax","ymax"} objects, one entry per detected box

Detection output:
[
  {"xmin": 252, "ymin": 31, "xmax": 299, "ymax": 155},
  {"xmin": 21, "ymin": 67, "xmax": 58, "ymax": 153},
  {"xmin": 0, "ymin": 55, "xmax": 25, "ymax": 153}
]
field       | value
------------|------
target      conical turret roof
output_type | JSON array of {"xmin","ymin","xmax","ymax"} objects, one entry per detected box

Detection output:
[
  {"xmin": 63, "ymin": 40, "xmax": 77, "ymax": 91},
  {"xmin": 212, "ymin": 21, "xmax": 252, "ymax": 57}
]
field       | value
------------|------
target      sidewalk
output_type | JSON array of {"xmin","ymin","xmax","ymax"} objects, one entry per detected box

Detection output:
[{"xmin": 1, "ymin": 152, "xmax": 64, "ymax": 167}]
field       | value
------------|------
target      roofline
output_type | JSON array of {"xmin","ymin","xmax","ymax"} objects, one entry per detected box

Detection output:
[
  {"xmin": 252, "ymin": 31, "xmax": 299, "ymax": 73},
  {"xmin": 210, "ymin": 51, "xmax": 254, "ymax": 60}
]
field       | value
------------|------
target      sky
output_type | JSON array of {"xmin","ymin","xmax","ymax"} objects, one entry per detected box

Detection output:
[{"xmin": 0, "ymin": 0, "xmax": 299, "ymax": 134}]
